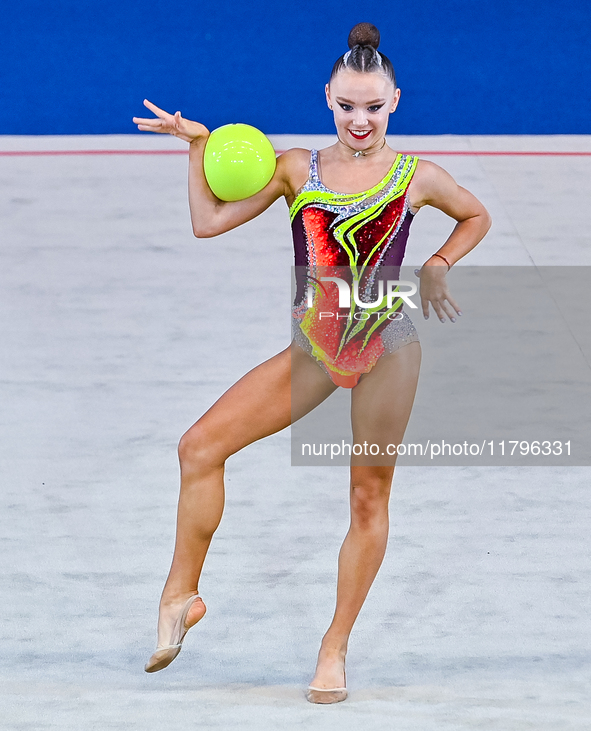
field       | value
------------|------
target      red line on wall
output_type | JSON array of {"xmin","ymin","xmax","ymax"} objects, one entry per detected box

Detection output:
[
  {"xmin": 1, "ymin": 149, "xmax": 591, "ymax": 157},
  {"xmin": 0, "ymin": 149, "xmax": 189, "ymax": 156}
]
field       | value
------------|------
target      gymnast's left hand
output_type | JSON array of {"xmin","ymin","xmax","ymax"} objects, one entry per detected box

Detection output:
[{"xmin": 415, "ymin": 261, "xmax": 462, "ymax": 322}]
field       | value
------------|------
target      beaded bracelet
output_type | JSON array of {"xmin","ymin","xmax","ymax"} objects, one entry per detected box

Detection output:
[{"xmin": 431, "ymin": 253, "xmax": 451, "ymax": 270}]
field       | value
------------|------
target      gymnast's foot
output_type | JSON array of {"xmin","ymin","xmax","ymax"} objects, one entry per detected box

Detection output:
[
  {"xmin": 145, "ymin": 591, "xmax": 207, "ymax": 673},
  {"xmin": 306, "ymin": 639, "xmax": 348, "ymax": 704},
  {"xmin": 158, "ymin": 592, "xmax": 206, "ymax": 645}
]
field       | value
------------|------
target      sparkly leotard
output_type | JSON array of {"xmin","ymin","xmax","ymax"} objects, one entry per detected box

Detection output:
[{"xmin": 289, "ymin": 148, "xmax": 420, "ymax": 388}]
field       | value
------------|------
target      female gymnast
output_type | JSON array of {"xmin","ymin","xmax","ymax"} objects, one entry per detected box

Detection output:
[{"xmin": 133, "ymin": 21, "xmax": 491, "ymax": 704}]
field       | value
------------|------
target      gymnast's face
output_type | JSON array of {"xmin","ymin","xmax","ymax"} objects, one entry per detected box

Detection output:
[{"xmin": 325, "ymin": 69, "xmax": 400, "ymax": 152}]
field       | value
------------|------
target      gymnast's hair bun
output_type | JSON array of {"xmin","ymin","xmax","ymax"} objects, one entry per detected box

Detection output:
[{"xmin": 347, "ymin": 22, "xmax": 380, "ymax": 50}]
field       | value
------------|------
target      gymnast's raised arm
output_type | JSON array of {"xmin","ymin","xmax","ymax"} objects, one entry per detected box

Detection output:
[{"xmin": 133, "ymin": 99, "xmax": 294, "ymax": 238}]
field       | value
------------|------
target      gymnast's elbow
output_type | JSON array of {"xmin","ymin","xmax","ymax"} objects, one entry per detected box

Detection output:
[{"xmin": 192, "ymin": 221, "xmax": 218, "ymax": 238}]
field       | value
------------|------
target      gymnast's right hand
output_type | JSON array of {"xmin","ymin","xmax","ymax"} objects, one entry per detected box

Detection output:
[{"xmin": 133, "ymin": 100, "xmax": 209, "ymax": 143}]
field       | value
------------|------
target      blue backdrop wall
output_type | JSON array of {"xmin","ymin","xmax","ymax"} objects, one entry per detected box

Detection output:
[{"xmin": 1, "ymin": 0, "xmax": 589, "ymax": 135}]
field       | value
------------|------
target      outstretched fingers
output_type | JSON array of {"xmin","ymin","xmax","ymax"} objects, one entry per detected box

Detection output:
[
  {"xmin": 143, "ymin": 99, "xmax": 169, "ymax": 117},
  {"xmin": 133, "ymin": 119, "xmax": 168, "ymax": 134},
  {"xmin": 132, "ymin": 116, "xmax": 163, "ymax": 127},
  {"xmin": 132, "ymin": 99, "xmax": 177, "ymax": 133}
]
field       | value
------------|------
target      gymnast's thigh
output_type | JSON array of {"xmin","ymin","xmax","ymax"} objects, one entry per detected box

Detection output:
[
  {"xmin": 350, "ymin": 341, "xmax": 422, "ymax": 467},
  {"xmin": 189, "ymin": 341, "xmax": 338, "ymax": 456},
  {"xmin": 290, "ymin": 339, "xmax": 339, "ymax": 423}
]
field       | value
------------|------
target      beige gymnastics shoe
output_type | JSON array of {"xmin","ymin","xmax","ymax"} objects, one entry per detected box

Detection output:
[
  {"xmin": 144, "ymin": 594, "xmax": 204, "ymax": 673},
  {"xmin": 305, "ymin": 663, "xmax": 347, "ymax": 704}
]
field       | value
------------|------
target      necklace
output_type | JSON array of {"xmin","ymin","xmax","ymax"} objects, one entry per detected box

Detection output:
[{"xmin": 336, "ymin": 134, "xmax": 387, "ymax": 157}]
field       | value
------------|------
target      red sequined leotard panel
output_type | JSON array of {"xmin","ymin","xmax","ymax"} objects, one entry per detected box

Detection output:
[{"xmin": 289, "ymin": 148, "xmax": 420, "ymax": 388}]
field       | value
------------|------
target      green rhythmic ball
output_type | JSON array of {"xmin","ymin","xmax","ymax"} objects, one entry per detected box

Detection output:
[{"xmin": 203, "ymin": 123, "xmax": 277, "ymax": 201}]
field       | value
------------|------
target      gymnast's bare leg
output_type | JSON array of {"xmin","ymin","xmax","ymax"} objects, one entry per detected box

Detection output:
[
  {"xmin": 307, "ymin": 341, "xmax": 421, "ymax": 692},
  {"xmin": 149, "ymin": 341, "xmax": 338, "ymax": 655}
]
